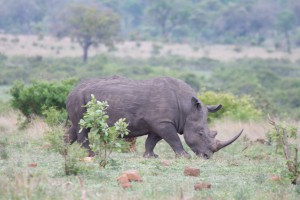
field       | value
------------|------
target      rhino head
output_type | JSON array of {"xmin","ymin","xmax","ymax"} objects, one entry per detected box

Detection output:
[{"xmin": 183, "ymin": 97, "xmax": 243, "ymax": 159}]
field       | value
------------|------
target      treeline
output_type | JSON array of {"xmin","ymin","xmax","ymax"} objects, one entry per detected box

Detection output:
[
  {"xmin": 1, "ymin": 55, "xmax": 300, "ymax": 119},
  {"xmin": 1, "ymin": 0, "xmax": 300, "ymax": 49}
]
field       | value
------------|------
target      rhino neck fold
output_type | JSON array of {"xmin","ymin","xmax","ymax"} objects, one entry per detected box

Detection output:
[{"xmin": 174, "ymin": 91, "xmax": 186, "ymax": 134}]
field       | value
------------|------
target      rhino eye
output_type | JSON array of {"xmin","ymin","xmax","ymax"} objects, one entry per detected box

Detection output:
[{"xmin": 197, "ymin": 130, "xmax": 204, "ymax": 136}]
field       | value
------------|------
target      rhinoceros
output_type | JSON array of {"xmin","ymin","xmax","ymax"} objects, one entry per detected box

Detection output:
[{"xmin": 66, "ymin": 75, "xmax": 242, "ymax": 158}]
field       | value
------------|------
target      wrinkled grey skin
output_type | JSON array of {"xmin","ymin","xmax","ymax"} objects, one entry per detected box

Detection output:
[{"xmin": 66, "ymin": 75, "xmax": 242, "ymax": 158}]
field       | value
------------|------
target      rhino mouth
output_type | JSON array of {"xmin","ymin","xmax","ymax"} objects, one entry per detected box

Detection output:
[
  {"xmin": 193, "ymin": 149, "xmax": 211, "ymax": 159},
  {"xmin": 198, "ymin": 153, "xmax": 210, "ymax": 159}
]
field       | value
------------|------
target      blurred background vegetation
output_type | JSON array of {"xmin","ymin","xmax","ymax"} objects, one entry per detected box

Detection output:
[
  {"xmin": 0, "ymin": 0, "xmax": 299, "ymax": 120},
  {"xmin": 1, "ymin": 0, "xmax": 300, "ymax": 49}
]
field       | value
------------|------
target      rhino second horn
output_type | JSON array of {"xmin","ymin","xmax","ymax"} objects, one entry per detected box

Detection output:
[{"xmin": 215, "ymin": 129, "xmax": 244, "ymax": 151}]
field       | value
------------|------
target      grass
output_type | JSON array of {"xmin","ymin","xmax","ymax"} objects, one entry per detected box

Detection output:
[{"xmin": 0, "ymin": 111, "xmax": 299, "ymax": 199}]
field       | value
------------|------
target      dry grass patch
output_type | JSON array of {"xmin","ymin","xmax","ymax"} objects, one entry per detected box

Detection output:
[
  {"xmin": 212, "ymin": 119, "xmax": 269, "ymax": 141},
  {"xmin": 25, "ymin": 117, "xmax": 50, "ymax": 140},
  {"xmin": 0, "ymin": 111, "xmax": 18, "ymax": 134}
]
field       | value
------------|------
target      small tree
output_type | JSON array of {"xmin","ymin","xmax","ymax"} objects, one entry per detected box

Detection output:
[
  {"xmin": 146, "ymin": 0, "xmax": 191, "ymax": 41},
  {"xmin": 79, "ymin": 94, "xmax": 129, "ymax": 167},
  {"xmin": 276, "ymin": 10, "xmax": 296, "ymax": 53},
  {"xmin": 56, "ymin": 4, "xmax": 120, "ymax": 62},
  {"xmin": 268, "ymin": 115, "xmax": 299, "ymax": 184}
]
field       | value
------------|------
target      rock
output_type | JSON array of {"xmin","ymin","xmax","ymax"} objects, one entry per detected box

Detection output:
[
  {"xmin": 42, "ymin": 144, "xmax": 52, "ymax": 149},
  {"xmin": 161, "ymin": 159, "xmax": 172, "ymax": 166},
  {"xmin": 121, "ymin": 182, "xmax": 132, "ymax": 189},
  {"xmin": 194, "ymin": 182, "xmax": 211, "ymax": 190},
  {"xmin": 28, "ymin": 163, "xmax": 37, "ymax": 167},
  {"xmin": 124, "ymin": 170, "xmax": 142, "ymax": 182},
  {"xmin": 117, "ymin": 170, "xmax": 142, "ymax": 188},
  {"xmin": 184, "ymin": 167, "xmax": 200, "ymax": 177},
  {"xmin": 270, "ymin": 175, "xmax": 281, "ymax": 182},
  {"xmin": 117, "ymin": 174, "xmax": 129, "ymax": 184}
]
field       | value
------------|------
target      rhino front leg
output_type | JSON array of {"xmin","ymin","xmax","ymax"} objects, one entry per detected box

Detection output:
[
  {"xmin": 152, "ymin": 125, "xmax": 191, "ymax": 159},
  {"xmin": 143, "ymin": 133, "xmax": 162, "ymax": 158}
]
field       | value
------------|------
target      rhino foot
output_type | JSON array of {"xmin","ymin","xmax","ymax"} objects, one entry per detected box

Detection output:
[
  {"xmin": 88, "ymin": 150, "xmax": 95, "ymax": 157},
  {"xmin": 175, "ymin": 151, "xmax": 191, "ymax": 159},
  {"xmin": 143, "ymin": 152, "xmax": 159, "ymax": 158}
]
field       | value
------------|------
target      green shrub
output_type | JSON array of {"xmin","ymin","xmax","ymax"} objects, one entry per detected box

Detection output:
[
  {"xmin": 199, "ymin": 91, "xmax": 261, "ymax": 122},
  {"xmin": 79, "ymin": 94, "xmax": 129, "ymax": 167},
  {"xmin": 10, "ymin": 78, "xmax": 78, "ymax": 118},
  {"xmin": 42, "ymin": 106, "xmax": 67, "ymax": 127},
  {"xmin": 44, "ymin": 127, "xmax": 88, "ymax": 175}
]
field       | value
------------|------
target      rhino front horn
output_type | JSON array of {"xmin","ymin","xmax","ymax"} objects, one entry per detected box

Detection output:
[{"xmin": 216, "ymin": 129, "xmax": 243, "ymax": 151}]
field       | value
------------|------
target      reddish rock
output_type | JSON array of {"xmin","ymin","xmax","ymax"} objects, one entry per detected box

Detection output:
[
  {"xmin": 270, "ymin": 175, "xmax": 281, "ymax": 182},
  {"xmin": 121, "ymin": 182, "xmax": 132, "ymax": 189},
  {"xmin": 184, "ymin": 167, "xmax": 200, "ymax": 177},
  {"xmin": 117, "ymin": 174, "xmax": 129, "ymax": 184},
  {"xmin": 194, "ymin": 182, "xmax": 211, "ymax": 190},
  {"xmin": 161, "ymin": 159, "xmax": 172, "ymax": 166},
  {"xmin": 42, "ymin": 144, "xmax": 52, "ymax": 149},
  {"xmin": 124, "ymin": 170, "xmax": 142, "ymax": 182},
  {"xmin": 28, "ymin": 163, "xmax": 37, "ymax": 167}
]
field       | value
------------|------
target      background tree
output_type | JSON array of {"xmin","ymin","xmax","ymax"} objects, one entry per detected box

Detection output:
[
  {"xmin": 276, "ymin": 10, "xmax": 296, "ymax": 53},
  {"xmin": 0, "ymin": 0, "xmax": 44, "ymax": 34},
  {"xmin": 56, "ymin": 4, "xmax": 120, "ymax": 62},
  {"xmin": 146, "ymin": 0, "xmax": 191, "ymax": 41}
]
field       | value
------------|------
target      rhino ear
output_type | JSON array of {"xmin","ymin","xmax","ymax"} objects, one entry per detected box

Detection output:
[
  {"xmin": 191, "ymin": 97, "xmax": 201, "ymax": 109},
  {"xmin": 207, "ymin": 104, "xmax": 222, "ymax": 113}
]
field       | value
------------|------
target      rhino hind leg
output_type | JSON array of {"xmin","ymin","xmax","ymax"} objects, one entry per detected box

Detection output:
[
  {"xmin": 65, "ymin": 125, "xmax": 77, "ymax": 144},
  {"xmin": 143, "ymin": 133, "xmax": 162, "ymax": 158},
  {"xmin": 77, "ymin": 128, "xmax": 95, "ymax": 157}
]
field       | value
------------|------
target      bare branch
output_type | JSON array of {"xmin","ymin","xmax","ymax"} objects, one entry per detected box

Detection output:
[{"xmin": 294, "ymin": 148, "xmax": 298, "ymax": 177}]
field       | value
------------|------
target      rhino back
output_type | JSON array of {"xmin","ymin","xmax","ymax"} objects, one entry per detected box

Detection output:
[{"xmin": 67, "ymin": 76, "xmax": 196, "ymax": 135}]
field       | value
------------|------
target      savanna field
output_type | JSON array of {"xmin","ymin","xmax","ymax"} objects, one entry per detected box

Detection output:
[
  {"xmin": 0, "ymin": 32, "xmax": 299, "ymax": 200},
  {"xmin": 2, "ymin": 0, "xmax": 300, "ymax": 199},
  {"xmin": 0, "ymin": 109, "xmax": 299, "ymax": 200}
]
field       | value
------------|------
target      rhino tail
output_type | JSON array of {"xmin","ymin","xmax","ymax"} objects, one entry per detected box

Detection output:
[{"xmin": 65, "ymin": 115, "xmax": 69, "ymax": 127}]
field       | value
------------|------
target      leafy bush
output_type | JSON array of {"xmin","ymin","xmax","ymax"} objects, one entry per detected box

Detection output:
[
  {"xmin": 79, "ymin": 94, "xmax": 129, "ymax": 167},
  {"xmin": 199, "ymin": 91, "xmax": 261, "ymax": 122},
  {"xmin": 210, "ymin": 59, "xmax": 300, "ymax": 119},
  {"xmin": 10, "ymin": 78, "xmax": 78, "ymax": 118},
  {"xmin": 44, "ymin": 127, "xmax": 89, "ymax": 175},
  {"xmin": 42, "ymin": 106, "xmax": 67, "ymax": 127}
]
